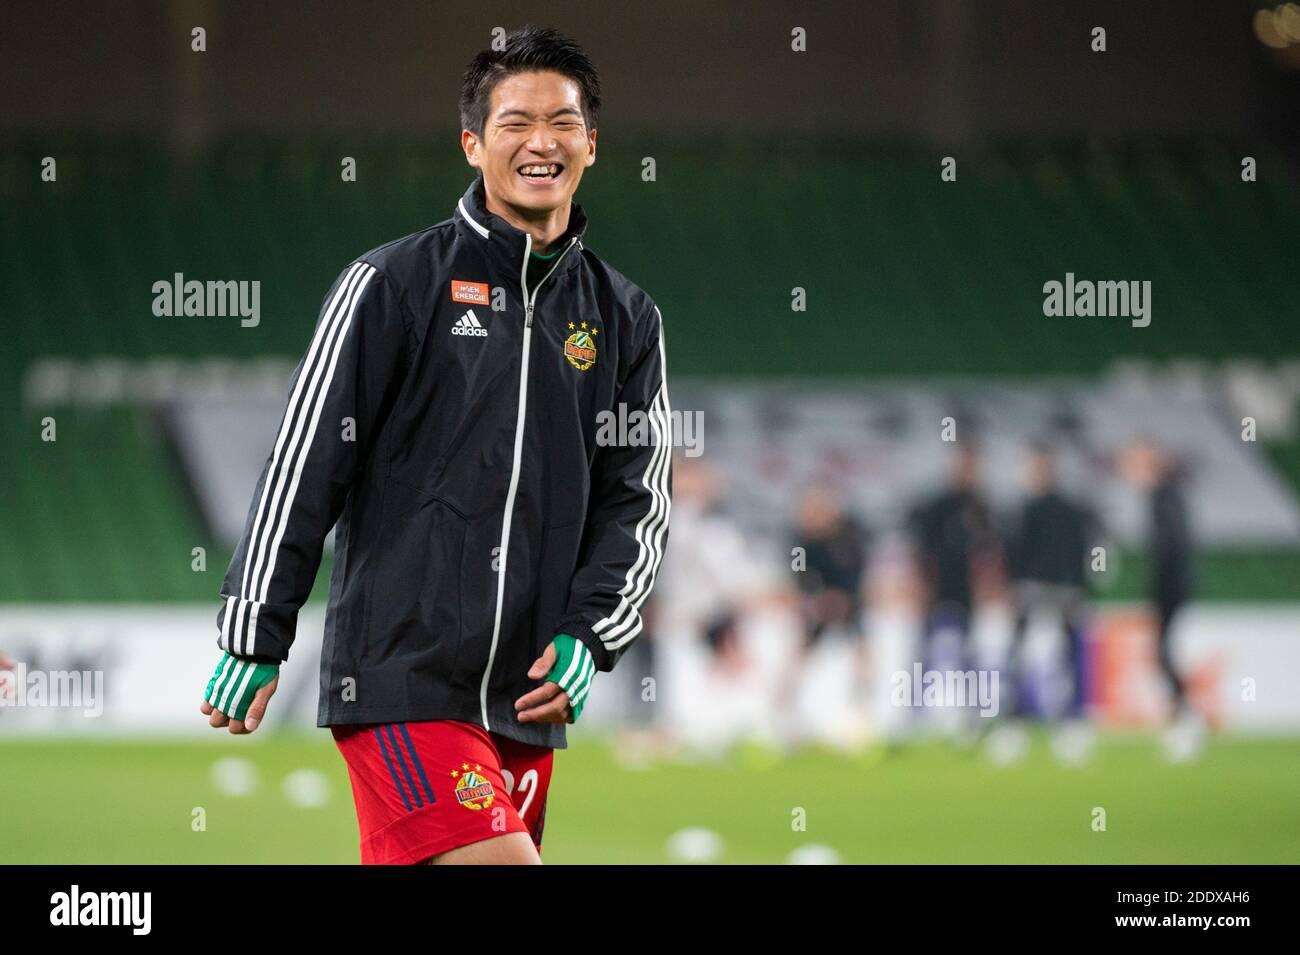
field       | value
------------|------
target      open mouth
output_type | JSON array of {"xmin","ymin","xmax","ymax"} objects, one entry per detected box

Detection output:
[{"xmin": 517, "ymin": 162, "xmax": 564, "ymax": 183}]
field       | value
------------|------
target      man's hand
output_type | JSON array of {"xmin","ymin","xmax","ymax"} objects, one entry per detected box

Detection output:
[
  {"xmin": 515, "ymin": 641, "xmax": 573, "ymax": 724},
  {"xmin": 514, "ymin": 635, "xmax": 595, "ymax": 725},
  {"xmin": 200, "ymin": 652, "xmax": 280, "ymax": 735}
]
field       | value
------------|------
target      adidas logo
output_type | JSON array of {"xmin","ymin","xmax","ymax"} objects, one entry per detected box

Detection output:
[{"xmin": 451, "ymin": 309, "xmax": 488, "ymax": 337}]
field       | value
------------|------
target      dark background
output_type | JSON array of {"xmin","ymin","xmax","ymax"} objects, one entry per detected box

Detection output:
[{"xmin": 2, "ymin": 1, "xmax": 1296, "ymax": 142}]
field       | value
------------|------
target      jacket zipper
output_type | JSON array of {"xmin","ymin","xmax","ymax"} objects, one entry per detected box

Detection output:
[{"xmin": 479, "ymin": 232, "xmax": 580, "ymax": 730}]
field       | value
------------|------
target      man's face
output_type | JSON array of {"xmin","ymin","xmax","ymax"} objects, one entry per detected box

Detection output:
[
  {"xmin": 1023, "ymin": 452, "xmax": 1055, "ymax": 495},
  {"xmin": 464, "ymin": 70, "xmax": 596, "ymax": 218},
  {"xmin": 1119, "ymin": 442, "xmax": 1163, "ymax": 488}
]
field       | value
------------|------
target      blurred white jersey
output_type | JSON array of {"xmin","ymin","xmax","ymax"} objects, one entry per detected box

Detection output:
[{"xmin": 656, "ymin": 500, "xmax": 764, "ymax": 637}]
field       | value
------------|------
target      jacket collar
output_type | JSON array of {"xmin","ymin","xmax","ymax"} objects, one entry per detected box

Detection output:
[{"xmin": 454, "ymin": 174, "xmax": 588, "ymax": 281}]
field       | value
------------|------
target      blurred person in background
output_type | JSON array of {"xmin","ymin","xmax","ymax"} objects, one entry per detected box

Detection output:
[
  {"xmin": 649, "ymin": 454, "xmax": 778, "ymax": 758},
  {"xmin": 0, "ymin": 652, "xmax": 14, "ymax": 701},
  {"xmin": 908, "ymin": 443, "xmax": 1001, "ymax": 663},
  {"xmin": 990, "ymin": 443, "xmax": 1103, "ymax": 766},
  {"xmin": 906, "ymin": 441, "xmax": 1002, "ymax": 738},
  {"xmin": 1121, "ymin": 438, "xmax": 1204, "ymax": 761},
  {"xmin": 781, "ymin": 481, "xmax": 871, "ymax": 751}
]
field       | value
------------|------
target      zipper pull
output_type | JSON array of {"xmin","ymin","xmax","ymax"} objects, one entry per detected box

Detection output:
[{"xmin": 525, "ymin": 304, "xmax": 534, "ymax": 328}]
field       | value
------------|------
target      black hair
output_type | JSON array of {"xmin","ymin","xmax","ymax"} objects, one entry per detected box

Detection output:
[{"xmin": 459, "ymin": 27, "xmax": 602, "ymax": 138}]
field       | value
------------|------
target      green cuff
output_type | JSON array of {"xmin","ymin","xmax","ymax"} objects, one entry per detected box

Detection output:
[
  {"xmin": 205, "ymin": 652, "xmax": 279, "ymax": 721},
  {"xmin": 545, "ymin": 633, "xmax": 596, "ymax": 723}
]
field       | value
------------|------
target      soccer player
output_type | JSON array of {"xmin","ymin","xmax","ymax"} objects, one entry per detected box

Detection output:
[
  {"xmin": 1120, "ymin": 438, "xmax": 1202, "ymax": 760},
  {"xmin": 997, "ymin": 443, "xmax": 1104, "ymax": 763},
  {"xmin": 199, "ymin": 28, "xmax": 672, "ymax": 864},
  {"xmin": 906, "ymin": 442, "xmax": 1000, "ymax": 678},
  {"xmin": 782, "ymin": 482, "xmax": 870, "ymax": 747}
]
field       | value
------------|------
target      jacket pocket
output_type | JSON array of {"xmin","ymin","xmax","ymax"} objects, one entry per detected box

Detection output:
[
  {"xmin": 532, "ymin": 518, "xmax": 584, "ymax": 654},
  {"xmin": 453, "ymin": 514, "xmax": 503, "ymax": 694},
  {"xmin": 365, "ymin": 491, "xmax": 468, "ymax": 689}
]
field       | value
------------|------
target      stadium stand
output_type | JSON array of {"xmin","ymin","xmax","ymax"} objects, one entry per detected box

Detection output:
[{"xmin": 3, "ymin": 138, "xmax": 1299, "ymax": 600}]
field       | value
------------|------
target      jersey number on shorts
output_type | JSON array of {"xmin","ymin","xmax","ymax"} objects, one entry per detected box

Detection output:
[{"xmin": 500, "ymin": 768, "xmax": 540, "ymax": 816}]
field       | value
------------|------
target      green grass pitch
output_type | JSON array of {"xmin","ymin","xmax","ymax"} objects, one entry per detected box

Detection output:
[{"xmin": 1, "ymin": 734, "xmax": 1297, "ymax": 863}]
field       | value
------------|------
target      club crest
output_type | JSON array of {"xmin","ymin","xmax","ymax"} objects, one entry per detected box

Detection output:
[
  {"xmin": 451, "ymin": 763, "xmax": 496, "ymax": 811},
  {"xmin": 564, "ymin": 321, "xmax": 599, "ymax": 371}
]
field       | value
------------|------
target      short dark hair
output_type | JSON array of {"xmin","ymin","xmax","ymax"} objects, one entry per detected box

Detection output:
[{"xmin": 459, "ymin": 27, "xmax": 602, "ymax": 138}]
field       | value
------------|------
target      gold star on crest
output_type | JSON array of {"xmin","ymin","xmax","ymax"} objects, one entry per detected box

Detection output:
[
  {"xmin": 580, "ymin": 321, "xmax": 588, "ymax": 329},
  {"xmin": 450, "ymin": 769, "xmax": 459, "ymax": 778},
  {"xmin": 568, "ymin": 322, "xmax": 575, "ymax": 329}
]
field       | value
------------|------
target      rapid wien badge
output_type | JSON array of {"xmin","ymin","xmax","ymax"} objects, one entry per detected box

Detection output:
[
  {"xmin": 564, "ymin": 321, "xmax": 598, "ymax": 371},
  {"xmin": 451, "ymin": 763, "xmax": 496, "ymax": 811}
]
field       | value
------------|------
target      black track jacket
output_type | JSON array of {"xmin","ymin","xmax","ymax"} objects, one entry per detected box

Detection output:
[{"xmin": 215, "ymin": 175, "xmax": 672, "ymax": 748}]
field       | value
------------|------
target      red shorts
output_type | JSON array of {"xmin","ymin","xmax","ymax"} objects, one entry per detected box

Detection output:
[{"xmin": 331, "ymin": 719, "xmax": 554, "ymax": 865}]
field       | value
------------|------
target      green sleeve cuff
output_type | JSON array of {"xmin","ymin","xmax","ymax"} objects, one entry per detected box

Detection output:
[
  {"xmin": 545, "ymin": 633, "xmax": 596, "ymax": 723},
  {"xmin": 204, "ymin": 652, "xmax": 279, "ymax": 721}
]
